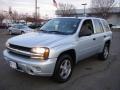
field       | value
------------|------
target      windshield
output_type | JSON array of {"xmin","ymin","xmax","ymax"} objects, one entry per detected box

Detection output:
[
  {"xmin": 39, "ymin": 18, "xmax": 81, "ymax": 35},
  {"xmin": 21, "ymin": 26, "xmax": 28, "ymax": 29},
  {"xmin": 14, "ymin": 25, "xmax": 25, "ymax": 29}
]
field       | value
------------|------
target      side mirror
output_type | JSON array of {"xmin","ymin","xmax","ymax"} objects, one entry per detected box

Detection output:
[
  {"xmin": 79, "ymin": 30, "xmax": 92, "ymax": 37},
  {"xmin": 109, "ymin": 24, "xmax": 113, "ymax": 28}
]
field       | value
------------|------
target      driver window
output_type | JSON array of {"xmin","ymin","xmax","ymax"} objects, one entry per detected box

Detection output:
[{"xmin": 79, "ymin": 19, "xmax": 94, "ymax": 37}]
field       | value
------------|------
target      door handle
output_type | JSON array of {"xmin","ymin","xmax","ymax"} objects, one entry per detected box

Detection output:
[{"xmin": 93, "ymin": 38, "xmax": 96, "ymax": 40}]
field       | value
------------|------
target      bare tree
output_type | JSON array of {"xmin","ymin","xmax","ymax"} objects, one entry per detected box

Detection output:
[
  {"xmin": 0, "ymin": 12, "xmax": 5, "ymax": 23},
  {"xmin": 11, "ymin": 11, "xmax": 19, "ymax": 22},
  {"xmin": 91, "ymin": 0, "xmax": 115, "ymax": 18},
  {"xmin": 56, "ymin": 3, "xmax": 77, "ymax": 17}
]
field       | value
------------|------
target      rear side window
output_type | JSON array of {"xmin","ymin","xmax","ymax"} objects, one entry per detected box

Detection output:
[
  {"xmin": 102, "ymin": 20, "xmax": 110, "ymax": 32},
  {"xmin": 93, "ymin": 19, "xmax": 104, "ymax": 33}
]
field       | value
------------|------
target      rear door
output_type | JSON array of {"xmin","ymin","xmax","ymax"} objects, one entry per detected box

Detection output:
[{"xmin": 92, "ymin": 19, "xmax": 105, "ymax": 53}]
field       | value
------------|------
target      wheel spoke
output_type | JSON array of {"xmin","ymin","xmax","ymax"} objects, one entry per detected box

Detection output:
[
  {"xmin": 104, "ymin": 47, "xmax": 108, "ymax": 58},
  {"xmin": 60, "ymin": 69, "xmax": 65, "ymax": 77},
  {"xmin": 64, "ymin": 60, "xmax": 68, "ymax": 67},
  {"xmin": 60, "ymin": 64, "xmax": 65, "ymax": 69},
  {"xmin": 67, "ymin": 63, "xmax": 71, "ymax": 70}
]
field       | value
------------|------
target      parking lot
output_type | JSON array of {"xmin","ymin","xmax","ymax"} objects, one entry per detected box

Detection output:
[{"xmin": 0, "ymin": 29, "xmax": 120, "ymax": 90}]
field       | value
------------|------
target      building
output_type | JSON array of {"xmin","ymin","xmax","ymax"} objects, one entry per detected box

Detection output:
[{"xmin": 56, "ymin": 7, "xmax": 120, "ymax": 28}]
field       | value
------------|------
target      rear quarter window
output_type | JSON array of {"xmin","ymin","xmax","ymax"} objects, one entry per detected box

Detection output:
[
  {"xmin": 101, "ymin": 20, "xmax": 110, "ymax": 32},
  {"xmin": 93, "ymin": 19, "xmax": 104, "ymax": 33}
]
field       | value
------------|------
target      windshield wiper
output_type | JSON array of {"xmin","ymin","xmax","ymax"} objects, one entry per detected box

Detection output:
[
  {"xmin": 38, "ymin": 29, "xmax": 48, "ymax": 33},
  {"xmin": 39, "ymin": 30, "xmax": 69, "ymax": 35},
  {"xmin": 47, "ymin": 31, "xmax": 68, "ymax": 35}
]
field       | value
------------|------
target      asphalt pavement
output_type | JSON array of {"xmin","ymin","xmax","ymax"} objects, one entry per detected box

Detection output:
[{"xmin": 0, "ymin": 29, "xmax": 120, "ymax": 90}]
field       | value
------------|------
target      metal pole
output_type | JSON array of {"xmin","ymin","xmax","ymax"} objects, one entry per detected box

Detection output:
[
  {"xmin": 82, "ymin": 3, "xmax": 87, "ymax": 17},
  {"xmin": 84, "ymin": 5, "xmax": 85, "ymax": 16},
  {"xmin": 9, "ymin": 6, "xmax": 12, "ymax": 24},
  {"xmin": 37, "ymin": 7, "xmax": 40, "ymax": 19},
  {"xmin": 35, "ymin": 0, "xmax": 37, "ymax": 24}
]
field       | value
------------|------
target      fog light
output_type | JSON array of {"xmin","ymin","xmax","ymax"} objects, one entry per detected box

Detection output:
[{"xmin": 32, "ymin": 66, "xmax": 41, "ymax": 71}]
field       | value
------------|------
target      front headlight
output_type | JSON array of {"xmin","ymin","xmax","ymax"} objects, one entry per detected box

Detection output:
[{"xmin": 31, "ymin": 47, "xmax": 49, "ymax": 60}]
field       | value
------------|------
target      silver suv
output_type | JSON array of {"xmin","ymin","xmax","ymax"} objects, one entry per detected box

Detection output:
[{"xmin": 3, "ymin": 17, "xmax": 112, "ymax": 82}]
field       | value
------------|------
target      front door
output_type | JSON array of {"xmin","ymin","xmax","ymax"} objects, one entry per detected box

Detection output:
[{"xmin": 76, "ymin": 19, "xmax": 97, "ymax": 62}]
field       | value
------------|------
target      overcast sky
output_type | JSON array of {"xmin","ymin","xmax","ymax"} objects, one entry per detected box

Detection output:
[{"xmin": 0, "ymin": 0, "xmax": 119, "ymax": 18}]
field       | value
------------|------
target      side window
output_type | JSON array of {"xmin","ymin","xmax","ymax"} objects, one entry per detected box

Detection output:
[
  {"xmin": 79, "ymin": 19, "xmax": 94, "ymax": 37},
  {"xmin": 93, "ymin": 19, "xmax": 104, "ymax": 33},
  {"xmin": 102, "ymin": 20, "xmax": 110, "ymax": 32}
]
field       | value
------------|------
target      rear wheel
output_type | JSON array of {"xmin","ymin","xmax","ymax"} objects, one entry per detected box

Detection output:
[
  {"xmin": 21, "ymin": 31, "xmax": 24, "ymax": 34},
  {"xmin": 9, "ymin": 30, "xmax": 12, "ymax": 35},
  {"xmin": 98, "ymin": 43, "xmax": 110, "ymax": 60},
  {"xmin": 53, "ymin": 54, "xmax": 73, "ymax": 82}
]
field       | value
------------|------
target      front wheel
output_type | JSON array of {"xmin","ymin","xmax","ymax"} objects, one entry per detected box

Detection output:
[
  {"xmin": 98, "ymin": 44, "xmax": 110, "ymax": 60},
  {"xmin": 53, "ymin": 54, "xmax": 73, "ymax": 82}
]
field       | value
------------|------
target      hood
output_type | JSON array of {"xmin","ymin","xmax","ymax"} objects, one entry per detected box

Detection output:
[{"xmin": 7, "ymin": 32, "xmax": 67, "ymax": 48}]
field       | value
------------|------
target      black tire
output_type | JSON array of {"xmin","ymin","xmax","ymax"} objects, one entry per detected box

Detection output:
[
  {"xmin": 21, "ymin": 31, "xmax": 24, "ymax": 34},
  {"xmin": 98, "ymin": 43, "xmax": 110, "ymax": 60},
  {"xmin": 9, "ymin": 30, "xmax": 12, "ymax": 35},
  {"xmin": 53, "ymin": 54, "xmax": 73, "ymax": 83}
]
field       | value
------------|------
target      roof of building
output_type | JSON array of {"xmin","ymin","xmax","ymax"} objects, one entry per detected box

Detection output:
[
  {"xmin": 55, "ymin": 17, "xmax": 105, "ymax": 20},
  {"xmin": 56, "ymin": 7, "xmax": 120, "ymax": 15},
  {"xmin": 76, "ymin": 7, "xmax": 120, "ymax": 14}
]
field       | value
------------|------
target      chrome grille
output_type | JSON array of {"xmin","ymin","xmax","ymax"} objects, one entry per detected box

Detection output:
[
  {"xmin": 7, "ymin": 43, "xmax": 40, "ymax": 58},
  {"xmin": 9, "ymin": 44, "xmax": 31, "ymax": 52}
]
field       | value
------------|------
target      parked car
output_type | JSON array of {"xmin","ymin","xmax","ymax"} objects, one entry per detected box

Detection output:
[
  {"xmin": 29, "ymin": 23, "xmax": 42, "ymax": 29},
  {"xmin": 3, "ymin": 17, "xmax": 112, "ymax": 82},
  {"xmin": 8, "ymin": 24, "xmax": 34, "ymax": 34},
  {"xmin": 0, "ymin": 23, "xmax": 8, "ymax": 29},
  {"xmin": 112, "ymin": 25, "xmax": 120, "ymax": 29}
]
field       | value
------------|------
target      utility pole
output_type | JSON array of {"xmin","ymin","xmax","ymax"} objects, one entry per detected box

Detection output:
[
  {"xmin": 81, "ymin": 3, "xmax": 87, "ymax": 17},
  {"xmin": 119, "ymin": 2, "xmax": 120, "ymax": 13},
  {"xmin": 37, "ymin": 7, "xmax": 40, "ymax": 19},
  {"xmin": 35, "ymin": 0, "xmax": 37, "ymax": 24},
  {"xmin": 119, "ymin": 1, "xmax": 120, "ymax": 7},
  {"xmin": 9, "ymin": 6, "xmax": 12, "ymax": 23}
]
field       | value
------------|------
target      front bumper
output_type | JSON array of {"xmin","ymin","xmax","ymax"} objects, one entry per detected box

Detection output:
[{"xmin": 3, "ymin": 50, "xmax": 57, "ymax": 76}]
